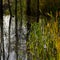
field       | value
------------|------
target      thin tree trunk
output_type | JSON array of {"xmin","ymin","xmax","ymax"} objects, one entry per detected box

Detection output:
[
  {"xmin": 0, "ymin": 0, "xmax": 5, "ymax": 60},
  {"xmin": 26, "ymin": 0, "xmax": 31, "ymax": 60},
  {"xmin": 19, "ymin": 0, "xmax": 22, "ymax": 32},
  {"xmin": 15, "ymin": 0, "xmax": 18, "ymax": 60},
  {"xmin": 7, "ymin": 0, "xmax": 12, "ymax": 60},
  {"xmin": 37, "ymin": 0, "xmax": 39, "ymax": 22},
  {"xmin": 0, "ymin": 0, "xmax": 2, "ymax": 60}
]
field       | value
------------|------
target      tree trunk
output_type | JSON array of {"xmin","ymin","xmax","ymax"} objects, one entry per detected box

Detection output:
[
  {"xmin": 0, "ymin": 0, "xmax": 2, "ymax": 60},
  {"xmin": 19, "ymin": 0, "xmax": 22, "ymax": 32},
  {"xmin": 37, "ymin": 0, "xmax": 39, "ymax": 22},
  {"xmin": 7, "ymin": 0, "xmax": 12, "ymax": 60},
  {"xmin": 0, "ymin": 0, "xmax": 5, "ymax": 60},
  {"xmin": 26, "ymin": 0, "xmax": 31, "ymax": 60},
  {"xmin": 15, "ymin": 0, "xmax": 18, "ymax": 60}
]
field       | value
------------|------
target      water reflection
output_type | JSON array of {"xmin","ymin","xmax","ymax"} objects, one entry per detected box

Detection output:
[{"xmin": 1, "ymin": 15, "xmax": 27, "ymax": 60}]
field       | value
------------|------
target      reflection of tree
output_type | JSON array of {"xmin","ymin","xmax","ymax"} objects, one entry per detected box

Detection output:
[
  {"xmin": 37, "ymin": 0, "xmax": 39, "ymax": 22},
  {"xmin": 1, "ymin": 0, "xmax": 60, "ymax": 60},
  {"xmin": 0, "ymin": 0, "xmax": 5, "ymax": 60},
  {"xmin": 7, "ymin": 0, "xmax": 12, "ymax": 60},
  {"xmin": 0, "ymin": 0, "xmax": 2, "ymax": 60},
  {"xmin": 15, "ymin": 0, "xmax": 18, "ymax": 60},
  {"xmin": 26, "ymin": 0, "xmax": 31, "ymax": 60},
  {"xmin": 19, "ymin": 0, "xmax": 22, "ymax": 33},
  {"xmin": 26, "ymin": 0, "xmax": 39, "ymax": 60}
]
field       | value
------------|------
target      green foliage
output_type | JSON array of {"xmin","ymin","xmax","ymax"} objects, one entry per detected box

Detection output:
[{"xmin": 27, "ymin": 17, "xmax": 57, "ymax": 60}]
